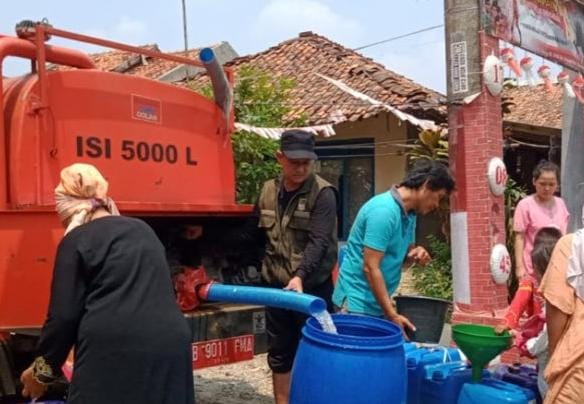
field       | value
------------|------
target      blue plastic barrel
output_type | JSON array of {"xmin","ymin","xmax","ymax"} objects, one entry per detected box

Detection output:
[
  {"xmin": 420, "ymin": 361, "xmax": 491, "ymax": 404},
  {"xmin": 290, "ymin": 313, "xmax": 406, "ymax": 404},
  {"xmin": 458, "ymin": 378, "xmax": 536, "ymax": 404},
  {"xmin": 406, "ymin": 346, "xmax": 462, "ymax": 404}
]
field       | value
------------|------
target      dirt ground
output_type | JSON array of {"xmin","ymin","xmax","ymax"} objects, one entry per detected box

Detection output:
[{"xmin": 195, "ymin": 354, "xmax": 273, "ymax": 404}]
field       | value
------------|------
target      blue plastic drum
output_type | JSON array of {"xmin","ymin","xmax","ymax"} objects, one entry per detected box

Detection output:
[{"xmin": 290, "ymin": 313, "xmax": 407, "ymax": 404}]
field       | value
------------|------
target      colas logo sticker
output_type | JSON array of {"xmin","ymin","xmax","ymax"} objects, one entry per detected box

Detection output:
[{"xmin": 132, "ymin": 95, "xmax": 162, "ymax": 124}]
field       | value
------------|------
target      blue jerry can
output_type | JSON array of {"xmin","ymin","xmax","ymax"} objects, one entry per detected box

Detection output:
[{"xmin": 458, "ymin": 378, "xmax": 536, "ymax": 404}]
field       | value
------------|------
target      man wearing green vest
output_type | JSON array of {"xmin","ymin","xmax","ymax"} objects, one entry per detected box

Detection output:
[{"xmin": 255, "ymin": 129, "xmax": 338, "ymax": 404}]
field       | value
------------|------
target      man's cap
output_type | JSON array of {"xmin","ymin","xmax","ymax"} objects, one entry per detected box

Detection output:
[{"xmin": 280, "ymin": 130, "xmax": 318, "ymax": 160}]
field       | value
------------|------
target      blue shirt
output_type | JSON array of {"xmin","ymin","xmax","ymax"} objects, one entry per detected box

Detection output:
[{"xmin": 332, "ymin": 189, "xmax": 416, "ymax": 316}]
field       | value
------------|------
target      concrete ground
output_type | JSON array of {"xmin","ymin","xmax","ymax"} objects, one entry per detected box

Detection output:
[{"xmin": 195, "ymin": 354, "xmax": 272, "ymax": 404}]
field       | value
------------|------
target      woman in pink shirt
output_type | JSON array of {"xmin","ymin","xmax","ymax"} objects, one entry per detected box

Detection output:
[{"xmin": 514, "ymin": 161, "xmax": 569, "ymax": 280}]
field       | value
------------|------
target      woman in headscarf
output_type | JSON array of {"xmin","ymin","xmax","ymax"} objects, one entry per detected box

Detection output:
[
  {"xmin": 539, "ymin": 228, "xmax": 584, "ymax": 403},
  {"xmin": 20, "ymin": 163, "xmax": 194, "ymax": 403}
]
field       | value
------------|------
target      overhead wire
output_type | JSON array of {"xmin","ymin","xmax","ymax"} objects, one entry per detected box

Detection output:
[{"xmin": 352, "ymin": 24, "xmax": 444, "ymax": 51}]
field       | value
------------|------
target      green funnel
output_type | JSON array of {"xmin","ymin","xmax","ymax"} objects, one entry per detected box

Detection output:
[{"xmin": 452, "ymin": 324, "xmax": 511, "ymax": 381}]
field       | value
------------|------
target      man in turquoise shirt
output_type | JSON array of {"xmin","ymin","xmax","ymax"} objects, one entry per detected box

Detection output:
[{"xmin": 333, "ymin": 160, "xmax": 455, "ymax": 333}]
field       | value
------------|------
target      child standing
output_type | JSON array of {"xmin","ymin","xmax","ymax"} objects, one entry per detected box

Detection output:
[{"xmin": 496, "ymin": 227, "xmax": 563, "ymax": 398}]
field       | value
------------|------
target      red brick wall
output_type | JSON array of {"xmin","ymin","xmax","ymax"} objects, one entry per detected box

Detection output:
[{"xmin": 450, "ymin": 33, "xmax": 508, "ymax": 319}]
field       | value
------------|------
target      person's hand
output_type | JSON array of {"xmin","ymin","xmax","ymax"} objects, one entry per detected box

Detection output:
[
  {"xmin": 20, "ymin": 366, "xmax": 47, "ymax": 400},
  {"xmin": 284, "ymin": 276, "xmax": 303, "ymax": 293},
  {"xmin": 389, "ymin": 313, "xmax": 416, "ymax": 339},
  {"xmin": 494, "ymin": 323, "xmax": 509, "ymax": 335},
  {"xmin": 407, "ymin": 246, "xmax": 431, "ymax": 267}
]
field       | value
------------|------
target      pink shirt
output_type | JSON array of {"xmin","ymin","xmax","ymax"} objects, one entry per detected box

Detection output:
[{"xmin": 513, "ymin": 195, "xmax": 569, "ymax": 276}]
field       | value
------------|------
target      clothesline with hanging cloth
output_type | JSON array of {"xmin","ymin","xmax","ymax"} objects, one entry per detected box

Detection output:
[{"xmin": 234, "ymin": 122, "xmax": 337, "ymax": 139}]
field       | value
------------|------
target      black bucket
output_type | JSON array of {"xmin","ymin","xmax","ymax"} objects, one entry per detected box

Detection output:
[{"xmin": 394, "ymin": 295, "xmax": 451, "ymax": 343}]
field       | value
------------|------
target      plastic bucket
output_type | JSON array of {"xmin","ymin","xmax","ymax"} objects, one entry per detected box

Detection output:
[
  {"xmin": 290, "ymin": 313, "xmax": 407, "ymax": 404},
  {"xmin": 394, "ymin": 295, "xmax": 450, "ymax": 343}
]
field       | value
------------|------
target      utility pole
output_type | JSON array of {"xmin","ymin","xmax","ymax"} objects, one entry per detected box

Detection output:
[{"xmin": 181, "ymin": 0, "xmax": 188, "ymax": 53}]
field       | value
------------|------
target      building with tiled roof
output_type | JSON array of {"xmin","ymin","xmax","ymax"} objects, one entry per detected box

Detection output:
[
  {"xmin": 80, "ymin": 32, "xmax": 562, "ymax": 137},
  {"xmin": 188, "ymin": 31, "xmax": 447, "ymax": 127},
  {"xmin": 502, "ymin": 84, "xmax": 562, "ymax": 132},
  {"xmin": 74, "ymin": 32, "xmax": 565, "ymax": 136},
  {"xmin": 500, "ymin": 83, "xmax": 562, "ymax": 192},
  {"xmin": 80, "ymin": 31, "xmax": 446, "ymax": 129},
  {"xmin": 58, "ymin": 42, "xmax": 238, "ymax": 80}
]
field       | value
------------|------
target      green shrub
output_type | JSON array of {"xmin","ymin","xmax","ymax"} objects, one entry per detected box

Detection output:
[
  {"xmin": 411, "ymin": 235, "xmax": 452, "ymax": 301},
  {"xmin": 198, "ymin": 66, "xmax": 306, "ymax": 203}
]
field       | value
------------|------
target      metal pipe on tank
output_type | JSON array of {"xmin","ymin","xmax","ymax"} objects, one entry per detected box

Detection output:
[
  {"xmin": 0, "ymin": 37, "xmax": 95, "ymax": 69},
  {"xmin": 199, "ymin": 48, "xmax": 232, "ymax": 123},
  {"xmin": 0, "ymin": 36, "xmax": 94, "ymax": 207}
]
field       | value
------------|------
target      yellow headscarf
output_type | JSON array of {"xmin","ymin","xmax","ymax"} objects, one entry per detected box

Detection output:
[{"xmin": 54, "ymin": 163, "xmax": 120, "ymax": 235}]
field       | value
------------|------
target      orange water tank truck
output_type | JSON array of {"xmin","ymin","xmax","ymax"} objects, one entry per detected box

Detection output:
[{"xmin": 0, "ymin": 21, "xmax": 267, "ymax": 398}]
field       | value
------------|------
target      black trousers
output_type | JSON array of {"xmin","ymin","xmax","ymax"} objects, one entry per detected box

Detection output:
[{"xmin": 265, "ymin": 278, "xmax": 334, "ymax": 373}]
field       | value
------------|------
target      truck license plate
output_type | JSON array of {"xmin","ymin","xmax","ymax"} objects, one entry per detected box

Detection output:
[{"xmin": 192, "ymin": 335, "xmax": 255, "ymax": 369}]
